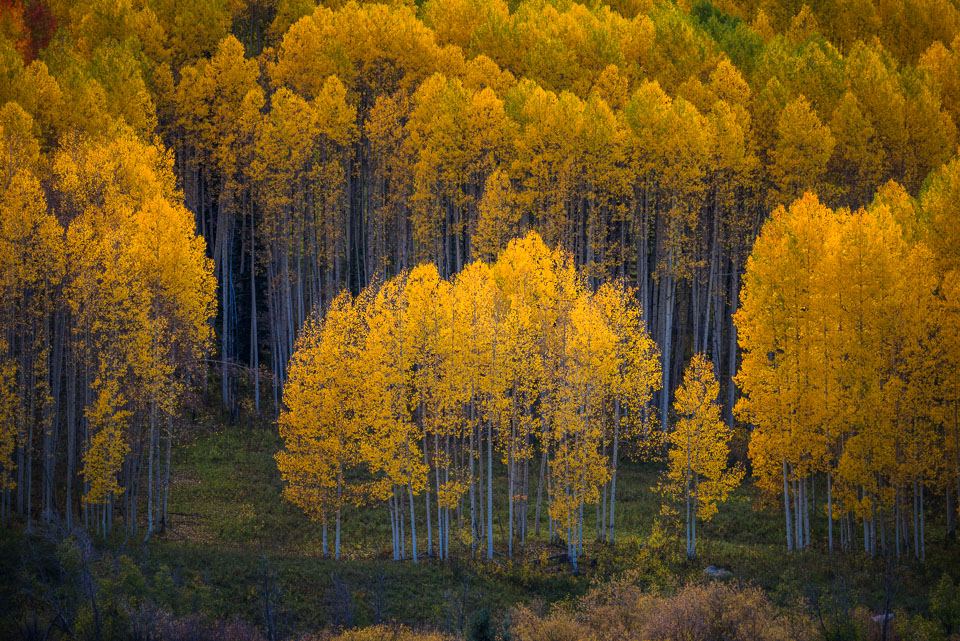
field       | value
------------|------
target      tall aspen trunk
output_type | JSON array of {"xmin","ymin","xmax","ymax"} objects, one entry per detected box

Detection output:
[
  {"xmin": 637, "ymin": 189, "xmax": 650, "ymax": 329},
  {"xmin": 685, "ymin": 420, "xmax": 692, "ymax": 558},
  {"xmin": 445, "ymin": 429, "xmax": 452, "ymax": 559},
  {"xmin": 660, "ymin": 269, "xmax": 675, "ymax": 432},
  {"xmin": 219, "ymin": 191, "xmax": 232, "ymax": 417},
  {"xmin": 478, "ymin": 420, "xmax": 485, "ymax": 542},
  {"xmin": 522, "ymin": 432, "xmax": 530, "ymax": 547},
  {"xmin": 432, "ymin": 429, "xmax": 442, "ymax": 559},
  {"xmin": 508, "ymin": 413, "xmax": 515, "ymax": 558},
  {"xmin": 145, "ymin": 396, "xmax": 156, "ymax": 542},
  {"xmin": 423, "ymin": 430, "xmax": 433, "ymax": 557},
  {"xmin": 895, "ymin": 487, "xmax": 901, "ymax": 559},
  {"xmin": 578, "ymin": 496, "xmax": 584, "ymax": 557},
  {"xmin": 609, "ymin": 398, "xmax": 620, "ymax": 544},
  {"xmin": 469, "ymin": 400, "xmax": 477, "ymax": 554},
  {"xmin": 727, "ymin": 255, "xmax": 739, "ymax": 427},
  {"xmin": 535, "ymin": 448, "xmax": 546, "ymax": 537},
  {"xmin": 691, "ymin": 472, "xmax": 698, "ymax": 558},
  {"xmin": 399, "ymin": 488, "xmax": 405, "ymax": 559},
  {"xmin": 26, "ymin": 385, "xmax": 33, "ymax": 531},
  {"xmin": 66, "ymin": 348, "xmax": 77, "ymax": 530},
  {"xmin": 827, "ymin": 471, "xmax": 833, "ymax": 553},
  {"xmin": 913, "ymin": 478, "xmax": 920, "ymax": 561},
  {"xmin": 408, "ymin": 484, "xmax": 418, "ymax": 563},
  {"xmin": 794, "ymin": 475, "xmax": 802, "ymax": 550},
  {"xmin": 802, "ymin": 478, "xmax": 808, "ymax": 549},
  {"xmin": 919, "ymin": 482, "xmax": 925, "ymax": 561},
  {"xmin": 783, "ymin": 458, "xmax": 793, "ymax": 551},
  {"xmin": 250, "ymin": 206, "xmax": 260, "ymax": 414},
  {"xmin": 487, "ymin": 419, "xmax": 493, "ymax": 560},
  {"xmin": 162, "ymin": 407, "xmax": 172, "ymax": 533},
  {"xmin": 389, "ymin": 492, "xmax": 398, "ymax": 560},
  {"xmin": 336, "ymin": 475, "xmax": 342, "ymax": 560}
]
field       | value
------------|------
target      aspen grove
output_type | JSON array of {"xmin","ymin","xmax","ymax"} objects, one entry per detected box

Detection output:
[
  {"xmin": 1, "ymin": 0, "xmax": 960, "ymax": 571},
  {"xmin": 735, "ymin": 189, "xmax": 960, "ymax": 559},
  {"xmin": 276, "ymin": 233, "xmax": 661, "ymax": 566}
]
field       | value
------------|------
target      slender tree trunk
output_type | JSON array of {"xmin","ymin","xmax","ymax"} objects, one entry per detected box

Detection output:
[
  {"xmin": 691, "ymin": 472, "xmax": 698, "ymax": 558},
  {"xmin": 827, "ymin": 471, "xmax": 833, "ymax": 553},
  {"xmin": 336, "ymin": 475, "xmax": 342, "ymax": 560},
  {"xmin": 408, "ymin": 483, "xmax": 418, "ymax": 564},
  {"xmin": 251, "ymin": 205, "xmax": 260, "ymax": 414},
  {"xmin": 660, "ymin": 267, "xmax": 675, "ymax": 432},
  {"xmin": 162, "ymin": 407, "xmax": 172, "ymax": 533},
  {"xmin": 508, "ymin": 413, "xmax": 515, "ymax": 558},
  {"xmin": 919, "ymin": 481, "xmax": 925, "ymax": 562},
  {"xmin": 578, "ymin": 496, "xmax": 584, "ymax": 557},
  {"xmin": 535, "ymin": 444, "xmax": 546, "ymax": 537},
  {"xmin": 796, "ymin": 476, "xmax": 803, "ymax": 550},
  {"xmin": 424, "ymin": 430, "xmax": 433, "ymax": 557},
  {"xmin": 322, "ymin": 514, "xmax": 328, "ymax": 558},
  {"xmin": 66, "ymin": 348, "xmax": 77, "ymax": 530},
  {"xmin": 609, "ymin": 398, "xmax": 620, "ymax": 544},
  {"xmin": 399, "ymin": 488, "xmax": 405, "ymax": 559},
  {"xmin": 896, "ymin": 487, "xmax": 901, "ymax": 559},
  {"xmin": 469, "ymin": 400, "xmax": 477, "ymax": 554},
  {"xmin": 145, "ymin": 395, "xmax": 156, "ymax": 542},
  {"xmin": 727, "ymin": 254, "xmax": 739, "ymax": 427},
  {"xmin": 478, "ymin": 419, "xmax": 485, "ymax": 542},
  {"xmin": 389, "ymin": 492, "xmax": 398, "ymax": 561},
  {"xmin": 25, "ymin": 384, "xmax": 33, "ymax": 531},
  {"xmin": 487, "ymin": 419, "xmax": 493, "ymax": 560},
  {"xmin": 783, "ymin": 458, "xmax": 793, "ymax": 551},
  {"xmin": 685, "ymin": 420, "xmax": 692, "ymax": 558},
  {"xmin": 702, "ymin": 209, "xmax": 718, "ymax": 355},
  {"xmin": 219, "ymin": 191, "xmax": 232, "ymax": 417},
  {"xmin": 913, "ymin": 478, "xmax": 920, "ymax": 561}
]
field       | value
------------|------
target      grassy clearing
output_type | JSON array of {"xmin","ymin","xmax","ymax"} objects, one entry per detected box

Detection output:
[
  {"xmin": 147, "ymin": 420, "xmax": 960, "ymax": 635},
  {"xmin": 154, "ymin": 424, "xmax": 592, "ymax": 632},
  {"xmin": 3, "ymin": 417, "xmax": 957, "ymax": 638}
]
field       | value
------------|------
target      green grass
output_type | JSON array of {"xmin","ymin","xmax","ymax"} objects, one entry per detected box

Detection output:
[
  {"xmin": 3, "ymin": 414, "xmax": 958, "ymax": 637},
  {"xmin": 154, "ymin": 424, "xmax": 593, "ymax": 632},
  {"xmin": 147, "ymin": 418, "xmax": 960, "ymax": 634}
]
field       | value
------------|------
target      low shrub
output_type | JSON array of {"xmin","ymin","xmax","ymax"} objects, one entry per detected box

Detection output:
[{"xmin": 510, "ymin": 580, "xmax": 814, "ymax": 641}]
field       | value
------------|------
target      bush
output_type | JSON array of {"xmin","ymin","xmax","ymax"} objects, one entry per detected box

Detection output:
[
  {"xmin": 510, "ymin": 604, "xmax": 598, "ymax": 641},
  {"xmin": 509, "ymin": 580, "xmax": 814, "ymax": 641},
  {"xmin": 323, "ymin": 624, "xmax": 456, "ymax": 641}
]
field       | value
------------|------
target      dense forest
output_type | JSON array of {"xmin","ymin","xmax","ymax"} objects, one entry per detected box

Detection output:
[{"xmin": 2, "ymin": 0, "xmax": 960, "ymax": 639}]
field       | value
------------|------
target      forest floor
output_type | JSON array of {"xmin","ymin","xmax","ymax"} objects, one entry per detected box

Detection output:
[
  {"xmin": 2, "ymin": 416, "xmax": 959, "ymax": 638},
  {"xmin": 143, "ymin": 418, "xmax": 960, "ymax": 635}
]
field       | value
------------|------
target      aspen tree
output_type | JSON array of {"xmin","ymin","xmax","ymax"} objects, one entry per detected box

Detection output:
[
  {"xmin": 450, "ymin": 261, "xmax": 497, "ymax": 555},
  {"xmin": 362, "ymin": 275, "xmax": 429, "ymax": 563},
  {"xmin": 666, "ymin": 354, "xmax": 743, "ymax": 559},
  {"xmin": 50, "ymin": 129, "xmax": 214, "ymax": 534},
  {"xmin": 922, "ymin": 157, "xmax": 960, "ymax": 540},
  {"xmin": 768, "ymin": 96, "xmax": 835, "ymax": 208},
  {"xmin": 278, "ymin": 292, "xmax": 364, "ymax": 559},
  {"xmin": 737, "ymin": 194, "xmax": 835, "ymax": 551},
  {"xmin": 593, "ymin": 281, "xmax": 661, "ymax": 544}
]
